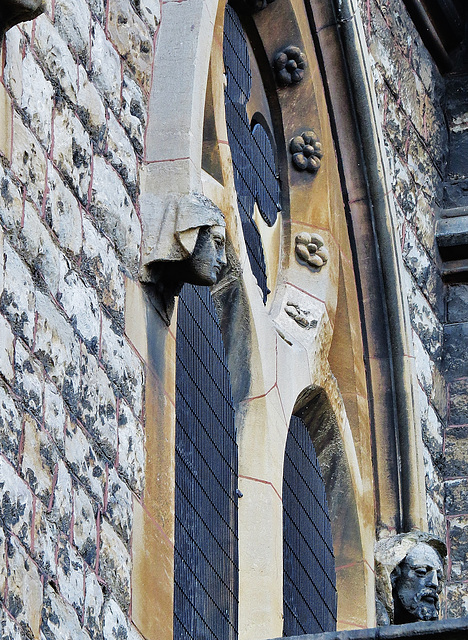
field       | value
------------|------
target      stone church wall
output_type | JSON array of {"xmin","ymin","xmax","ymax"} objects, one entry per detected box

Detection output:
[
  {"xmin": 354, "ymin": 0, "xmax": 465, "ymax": 619},
  {"xmin": 0, "ymin": 1, "xmax": 158, "ymax": 637}
]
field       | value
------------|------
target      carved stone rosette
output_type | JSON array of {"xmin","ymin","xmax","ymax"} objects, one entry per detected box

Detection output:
[
  {"xmin": 289, "ymin": 130, "xmax": 323, "ymax": 172},
  {"xmin": 274, "ymin": 46, "xmax": 307, "ymax": 86},
  {"xmin": 295, "ymin": 232, "xmax": 329, "ymax": 268},
  {"xmin": 0, "ymin": 0, "xmax": 44, "ymax": 39}
]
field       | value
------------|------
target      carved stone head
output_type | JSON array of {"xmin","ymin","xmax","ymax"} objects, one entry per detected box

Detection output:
[
  {"xmin": 0, "ymin": 0, "xmax": 44, "ymax": 38},
  {"xmin": 140, "ymin": 193, "xmax": 227, "ymax": 324},
  {"xmin": 374, "ymin": 531, "xmax": 446, "ymax": 626}
]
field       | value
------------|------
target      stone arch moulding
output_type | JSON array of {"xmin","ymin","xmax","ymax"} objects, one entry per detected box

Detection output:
[{"xmin": 305, "ymin": 0, "xmax": 427, "ymax": 534}]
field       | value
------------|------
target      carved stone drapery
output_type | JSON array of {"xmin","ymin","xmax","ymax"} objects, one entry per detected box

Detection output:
[{"xmin": 0, "ymin": 0, "xmax": 44, "ymax": 40}]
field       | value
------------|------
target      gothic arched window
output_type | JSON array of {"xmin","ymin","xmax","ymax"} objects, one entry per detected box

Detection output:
[{"xmin": 174, "ymin": 284, "xmax": 238, "ymax": 640}]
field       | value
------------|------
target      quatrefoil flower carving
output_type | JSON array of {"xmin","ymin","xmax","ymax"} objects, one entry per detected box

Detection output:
[
  {"xmin": 295, "ymin": 232, "xmax": 329, "ymax": 269},
  {"xmin": 274, "ymin": 46, "xmax": 307, "ymax": 86},
  {"xmin": 289, "ymin": 131, "xmax": 323, "ymax": 172}
]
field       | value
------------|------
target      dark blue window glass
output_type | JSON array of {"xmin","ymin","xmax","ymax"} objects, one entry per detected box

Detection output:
[
  {"xmin": 283, "ymin": 416, "xmax": 337, "ymax": 636},
  {"xmin": 223, "ymin": 4, "xmax": 281, "ymax": 303},
  {"xmin": 174, "ymin": 284, "xmax": 238, "ymax": 640}
]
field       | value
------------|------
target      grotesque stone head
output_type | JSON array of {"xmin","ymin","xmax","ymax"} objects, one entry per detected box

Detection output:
[
  {"xmin": 140, "ymin": 193, "xmax": 227, "ymax": 324},
  {"xmin": 391, "ymin": 542, "xmax": 444, "ymax": 624},
  {"xmin": 375, "ymin": 531, "xmax": 446, "ymax": 626}
]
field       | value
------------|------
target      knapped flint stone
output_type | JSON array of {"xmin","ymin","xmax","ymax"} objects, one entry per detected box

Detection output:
[
  {"xmin": 449, "ymin": 378, "xmax": 468, "ymax": 426},
  {"xmin": 446, "ymin": 479, "xmax": 468, "ymax": 516},
  {"xmin": 447, "ymin": 285, "xmax": 468, "ymax": 324},
  {"xmin": 445, "ymin": 426, "xmax": 468, "ymax": 478},
  {"xmin": 444, "ymin": 323, "xmax": 468, "ymax": 379}
]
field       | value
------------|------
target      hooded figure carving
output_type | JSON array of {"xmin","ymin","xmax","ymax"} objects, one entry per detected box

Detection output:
[{"xmin": 140, "ymin": 193, "xmax": 227, "ymax": 324}]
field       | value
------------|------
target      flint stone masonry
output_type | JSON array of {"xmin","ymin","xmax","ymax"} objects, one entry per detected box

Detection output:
[{"xmin": 0, "ymin": 2, "xmax": 149, "ymax": 636}]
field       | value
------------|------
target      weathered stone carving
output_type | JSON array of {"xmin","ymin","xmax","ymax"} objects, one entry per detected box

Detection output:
[
  {"xmin": 375, "ymin": 532, "xmax": 447, "ymax": 626},
  {"xmin": 295, "ymin": 232, "xmax": 329, "ymax": 268},
  {"xmin": 285, "ymin": 302, "xmax": 317, "ymax": 329},
  {"xmin": 0, "ymin": 0, "xmax": 44, "ymax": 40},
  {"xmin": 290, "ymin": 131, "xmax": 323, "ymax": 172},
  {"xmin": 140, "ymin": 193, "xmax": 227, "ymax": 324},
  {"xmin": 274, "ymin": 46, "xmax": 307, "ymax": 86}
]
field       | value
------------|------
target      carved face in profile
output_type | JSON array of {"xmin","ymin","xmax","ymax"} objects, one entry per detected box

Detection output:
[
  {"xmin": 184, "ymin": 225, "xmax": 227, "ymax": 286},
  {"xmin": 392, "ymin": 543, "xmax": 444, "ymax": 624}
]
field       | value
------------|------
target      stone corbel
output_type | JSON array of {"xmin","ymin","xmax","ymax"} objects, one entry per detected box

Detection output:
[
  {"xmin": 139, "ymin": 192, "xmax": 227, "ymax": 325},
  {"xmin": 0, "ymin": 0, "xmax": 44, "ymax": 40}
]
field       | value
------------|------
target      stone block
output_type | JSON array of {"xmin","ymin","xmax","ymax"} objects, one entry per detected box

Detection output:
[
  {"xmin": 84, "ymin": 570, "xmax": 104, "ymax": 639},
  {"xmin": 102, "ymin": 597, "xmax": 129, "ymax": 640},
  {"xmin": 99, "ymin": 519, "xmax": 131, "ymax": 610},
  {"xmin": 431, "ymin": 361, "xmax": 447, "ymax": 423},
  {"xmin": 11, "ymin": 113, "xmax": 46, "ymax": 208},
  {"xmin": 55, "ymin": 0, "xmax": 91, "ymax": 65},
  {"xmin": 449, "ymin": 379, "xmax": 468, "ymax": 426},
  {"xmin": 6, "ymin": 536, "xmax": 42, "ymax": 637},
  {"xmin": 419, "ymin": 389, "xmax": 443, "ymax": 464},
  {"xmin": 0, "ymin": 166, "xmax": 23, "ymax": 235},
  {"xmin": 90, "ymin": 156, "xmax": 141, "ymax": 271},
  {"xmin": 0, "ymin": 386, "xmax": 22, "ymax": 466},
  {"xmin": 44, "ymin": 381, "xmax": 66, "ymax": 454},
  {"xmin": 0, "ymin": 601, "xmax": 24, "ymax": 639},
  {"xmin": 22, "ymin": 413, "xmax": 57, "ymax": 505},
  {"xmin": 57, "ymin": 539, "xmax": 85, "ymax": 617},
  {"xmin": 406, "ymin": 272, "xmax": 443, "ymax": 360},
  {"xmin": 0, "ymin": 81, "xmax": 13, "ymax": 162},
  {"xmin": 425, "ymin": 493, "xmax": 445, "ymax": 541},
  {"xmin": 448, "ymin": 131, "xmax": 468, "ymax": 181},
  {"xmin": 3, "ymin": 28, "xmax": 25, "ymax": 104},
  {"xmin": 49, "ymin": 459, "xmax": 73, "ymax": 534},
  {"xmin": 446, "ymin": 580, "xmax": 468, "ymax": 619},
  {"xmin": 137, "ymin": 0, "xmax": 160, "ymax": 32},
  {"xmin": 118, "ymin": 400, "xmax": 145, "ymax": 494},
  {"xmin": 34, "ymin": 291, "xmax": 80, "ymax": 397},
  {"xmin": 77, "ymin": 66, "xmax": 106, "ymax": 143},
  {"xmin": 33, "ymin": 499, "xmax": 58, "ymax": 576},
  {"xmin": 0, "ymin": 242, "xmax": 36, "ymax": 346},
  {"xmin": 20, "ymin": 52, "xmax": 54, "ymax": 150},
  {"xmin": 81, "ymin": 218, "xmax": 125, "ymax": 318},
  {"xmin": 90, "ymin": 22, "xmax": 122, "ymax": 112},
  {"xmin": 445, "ymin": 426, "xmax": 468, "ymax": 478},
  {"xmin": 413, "ymin": 330, "xmax": 433, "ymax": 396},
  {"xmin": 449, "ymin": 515, "xmax": 468, "ymax": 580},
  {"xmin": 57, "ymin": 269, "xmax": 100, "ymax": 354},
  {"xmin": 78, "ymin": 343, "xmax": 118, "ymax": 462},
  {"xmin": 88, "ymin": 0, "xmax": 106, "ymax": 23},
  {"xmin": 0, "ymin": 314, "xmax": 14, "ymax": 383},
  {"xmin": 41, "ymin": 584, "xmax": 91, "ymax": 640},
  {"xmin": 402, "ymin": 224, "xmax": 442, "ymax": 315},
  {"xmin": 34, "ymin": 16, "xmax": 78, "ymax": 103},
  {"xmin": 446, "ymin": 478, "xmax": 468, "ymax": 516},
  {"xmin": 106, "ymin": 467, "xmax": 132, "ymax": 543},
  {"xmin": 65, "ymin": 421, "xmax": 106, "ymax": 505},
  {"xmin": 121, "ymin": 74, "xmax": 146, "ymax": 156},
  {"xmin": 14, "ymin": 341, "xmax": 44, "ymax": 420},
  {"xmin": 53, "ymin": 104, "xmax": 92, "ymax": 203},
  {"xmin": 18, "ymin": 201, "xmax": 64, "ymax": 295},
  {"xmin": 107, "ymin": 0, "xmax": 153, "ymax": 92},
  {"xmin": 73, "ymin": 482, "xmax": 97, "ymax": 566},
  {"xmin": 45, "ymin": 163, "xmax": 83, "ymax": 258},
  {"xmin": 106, "ymin": 111, "xmax": 138, "ymax": 193},
  {"xmin": 444, "ymin": 323, "xmax": 468, "ymax": 379},
  {"xmin": 101, "ymin": 314, "xmax": 144, "ymax": 417},
  {"xmin": 447, "ymin": 284, "xmax": 468, "ymax": 324},
  {"xmin": 0, "ymin": 457, "xmax": 33, "ymax": 546}
]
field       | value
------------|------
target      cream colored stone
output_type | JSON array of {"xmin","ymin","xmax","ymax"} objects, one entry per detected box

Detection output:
[
  {"xmin": 0, "ymin": 83, "xmax": 12, "ymax": 162},
  {"xmin": 125, "ymin": 277, "xmax": 148, "ymax": 362}
]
